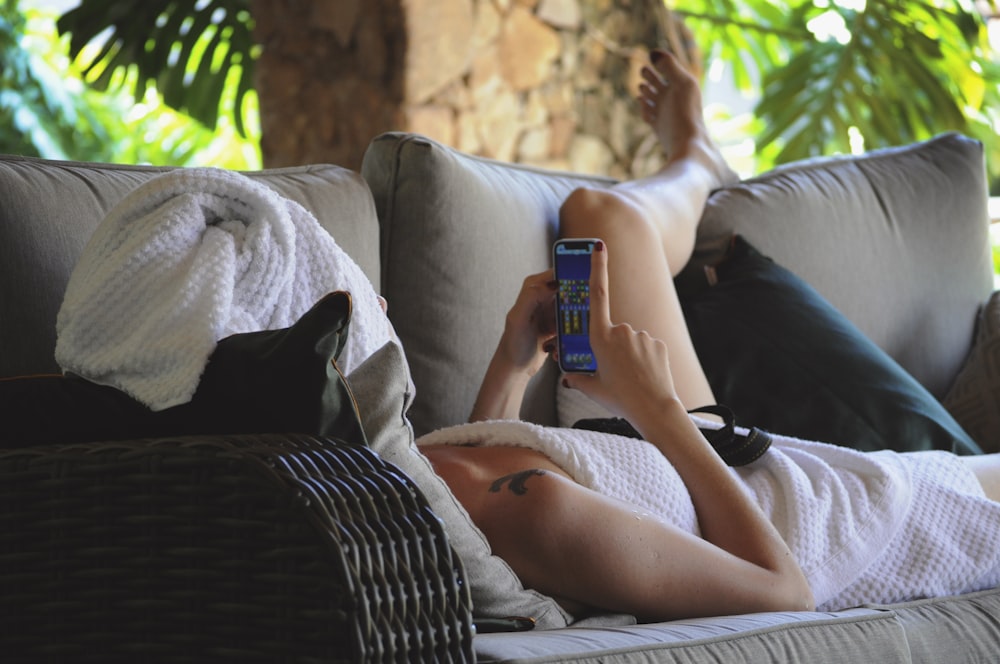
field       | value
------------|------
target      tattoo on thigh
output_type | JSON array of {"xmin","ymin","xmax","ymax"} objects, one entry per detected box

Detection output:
[{"xmin": 489, "ymin": 469, "xmax": 547, "ymax": 496}]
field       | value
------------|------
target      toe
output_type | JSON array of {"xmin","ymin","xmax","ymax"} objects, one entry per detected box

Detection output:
[{"xmin": 642, "ymin": 66, "xmax": 667, "ymax": 90}]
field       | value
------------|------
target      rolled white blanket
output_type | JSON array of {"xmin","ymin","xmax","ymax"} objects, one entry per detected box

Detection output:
[{"xmin": 56, "ymin": 167, "xmax": 391, "ymax": 410}]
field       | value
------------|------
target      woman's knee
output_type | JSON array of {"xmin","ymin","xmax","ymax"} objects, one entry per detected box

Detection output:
[{"xmin": 559, "ymin": 186, "xmax": 650, "ymax": 240}]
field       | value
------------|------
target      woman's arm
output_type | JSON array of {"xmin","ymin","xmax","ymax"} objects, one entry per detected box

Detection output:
[
  {"xmin": 477, "ymin": 458, "xmax": 814, "ymax": 621},
  {"xmin": 469, "ymin": 270, "xmax": 557, "ymax": 422},
  {"xmin": 556, "ymin": 242, "xmax": 814, "ymax": 615}
]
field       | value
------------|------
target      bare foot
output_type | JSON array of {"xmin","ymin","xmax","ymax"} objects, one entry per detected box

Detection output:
[{"xmin": 637, "ymin": 49, "xmax": 738, "ymax": 188}]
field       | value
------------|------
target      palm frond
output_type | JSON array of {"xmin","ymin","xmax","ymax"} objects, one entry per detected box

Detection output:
[{"xmin": 57, "ymin": 0, "xmax": 255, "ymax": 136}]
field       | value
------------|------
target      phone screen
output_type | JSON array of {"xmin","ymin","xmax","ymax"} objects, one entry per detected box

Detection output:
[{"xmin": 554, "ymin": 239, "xmax": 597, "ymax": 373}]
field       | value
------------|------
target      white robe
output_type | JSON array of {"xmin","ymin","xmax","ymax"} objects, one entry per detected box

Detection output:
[{"xmin": 417, "ymin": 419, "xmax": 1000, "ymax": 611}]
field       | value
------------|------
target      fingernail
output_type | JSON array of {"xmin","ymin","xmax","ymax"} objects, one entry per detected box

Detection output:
[
  {"xmin": 594, "ymin": 240, "xmax": 604, "ymax": 252},
  {"xmin": 561, "ymin": 377, "xmax": 571, "ymax": 388}
]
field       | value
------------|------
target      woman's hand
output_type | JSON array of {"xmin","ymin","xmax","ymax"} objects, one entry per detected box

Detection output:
[
  {"xmin": 469, "ymin": 270, "xmax": 557, "ymax": 422},
  {"xmin": 495, "ymin": 269, "xmax": 559, "ymax": 377},
  {"xmin": 561, "ymin": 241, "xmax": 814, "ymax": 613},
  {"xmin": 562, "ymin": 241, "xmax": 681, "ymax": 422}
]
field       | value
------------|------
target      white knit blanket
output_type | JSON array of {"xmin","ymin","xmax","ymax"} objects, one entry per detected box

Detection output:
[
  {"xmin": 417, "ymin": 419, "xmax": 1000, "ymax": 610},
  {"xmin": 56, "ymin": 167, "xmax": 392, "ymax": 410}
]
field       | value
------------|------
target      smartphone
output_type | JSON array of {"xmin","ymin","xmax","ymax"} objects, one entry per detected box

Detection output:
[{"xmin": 553, "ymin": 238, "xmax": 598, "ymax": 373}]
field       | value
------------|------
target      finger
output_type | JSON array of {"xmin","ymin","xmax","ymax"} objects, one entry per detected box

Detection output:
[
  {"xmin": 641, "ymin": 67, "xmax": 666, "ymax": 90},
  {"xmin": 589, "ymin": 239, "xmax": 611, "ymax": 332},
  {"xmin": 532, "ymin": 269, "xmax": 558, "ymax": 303},
  {"xmin": 542, "ymin": 335, "xmax": 556, "ymax": 355},
  {"xmin": 659, "ymin": 50, "xmax": 685, "ymax": 77},
  {"xmin": 521, "ymin": 269, "xmax": 556, "ymax": 290},
  {"xmin": 650, "ymin": 48, "xmax": 679, "ymax": 74},
  {"xmin": 538, "ymin": 300, "xmax": 556, "ymax": 336},
  {"xmin": 512, "ymin": 270, "xmax": 557, "ymax": 315}
]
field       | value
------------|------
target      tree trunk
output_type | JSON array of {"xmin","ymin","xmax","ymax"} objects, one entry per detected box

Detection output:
[
  {"xmin": 252, "ymin": 0, "xmax": 406, "ymax": 171},
  {"xmin": 252, "ymin": 0, "xmax": 699, "ymax": 179}
]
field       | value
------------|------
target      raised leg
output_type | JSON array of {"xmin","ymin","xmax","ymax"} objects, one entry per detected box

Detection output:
[
  {"xmin": 964, "ymin": 455, "xmax": 1000, "ymax": 502},
  {"xmin": 558, "ymin": 50, "xmax": 737, "ymax": 411}
]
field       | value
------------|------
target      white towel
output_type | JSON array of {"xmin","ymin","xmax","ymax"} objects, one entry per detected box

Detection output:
[
  {"xmin": 418, "ymin": 419, "xmax": 701, "ymax": 535},
  {"xmin": 56, "ymin": 167, "xmax": 391, "ymax": 410}
]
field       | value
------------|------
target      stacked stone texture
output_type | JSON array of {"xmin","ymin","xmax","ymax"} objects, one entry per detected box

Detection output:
[{"xmin": 253, "ymin": 0, "xmax": 696, "ymax": 178}]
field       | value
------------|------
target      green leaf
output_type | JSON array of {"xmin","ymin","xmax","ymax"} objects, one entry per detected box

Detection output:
[{"xmin": 57, "ymin": 0, "xmax": 255, "ymax": 135}]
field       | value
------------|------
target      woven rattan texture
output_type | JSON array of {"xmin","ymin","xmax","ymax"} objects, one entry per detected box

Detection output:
[{"xmin": 0, "ymin": 434, "xmax": 474, "ymax": 662}]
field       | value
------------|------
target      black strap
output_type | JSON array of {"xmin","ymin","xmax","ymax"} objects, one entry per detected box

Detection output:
[{"xmin": 572, "ymin": 404, "xmax": 772, "ymax": 467}]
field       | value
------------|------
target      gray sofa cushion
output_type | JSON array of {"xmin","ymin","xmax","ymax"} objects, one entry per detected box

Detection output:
[
  {"xmin": 0, "ymin": 154, "xmax": 380, "ymax": 379},
  {"xmin": 695, "ymin": 133, "xmax": 993, "ymax": 399},
  {"xmin": 880, "ymin": 587, "xmax": 1000, "ymax": 664},
  {"xmin": 474, "ymin": 608, "xmax": 911, "ymax": 663},
  {"xmin": 471, "ymin": 587, "xmax": 1000, "ymax": 663},
  {"xmin": 361, "ymin": 133, "xmax": 615, "ymax": 436}
]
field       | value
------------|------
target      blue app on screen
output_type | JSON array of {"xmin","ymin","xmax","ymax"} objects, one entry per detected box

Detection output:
[{"xmin": 554, "ymin": 240, "xmax": 597, "ymax": 373}]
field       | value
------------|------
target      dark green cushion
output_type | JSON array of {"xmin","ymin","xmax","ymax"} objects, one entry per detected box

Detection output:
[
  {"xmin": 1, "ymin": 292, "xmax": 367, "ymax": 448},
  {"xmin": 678, "ymin": 236, "xmax": 980, "ymax": 455}
]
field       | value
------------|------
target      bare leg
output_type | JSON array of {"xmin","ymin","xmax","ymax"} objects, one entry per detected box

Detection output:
[
  {"xmin": 558, "ymin": 50, "xmax": 737, "ymax": 411},
  {"xmin": 964, "ymin": 455, "xmax": 1000, "ymax": 502}
]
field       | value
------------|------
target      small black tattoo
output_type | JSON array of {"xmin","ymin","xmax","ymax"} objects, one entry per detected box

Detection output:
[{"xmin": 489, "ymin": 469, "xmax": 546, "ymax": 496}]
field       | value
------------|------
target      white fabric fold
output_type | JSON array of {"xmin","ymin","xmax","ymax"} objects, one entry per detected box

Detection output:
[{"xmin": 56, "ymin": 167, "xmax": 390, "ymax": 410}]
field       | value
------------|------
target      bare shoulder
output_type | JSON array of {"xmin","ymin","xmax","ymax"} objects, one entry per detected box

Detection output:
[{"xmin": 420, "ymin": 443, "xmax": 571, "ymax": 523}]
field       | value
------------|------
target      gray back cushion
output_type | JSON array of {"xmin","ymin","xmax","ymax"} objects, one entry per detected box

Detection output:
[
  {"xmin": 696, "ymin": 133, "xmax": 993, "ymax": 398},
  {"xmin": 361, "ymin": 133, "xmax": 615, "ymax": 436},
  {"xmin": 0, "ymin": 154, "xmax": 381, "ymax": 379}
]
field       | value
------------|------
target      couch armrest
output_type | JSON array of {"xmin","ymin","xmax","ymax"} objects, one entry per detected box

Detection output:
[{"xmin": 0, "ymin": 434, "xmax": 474, "ymax": 662}]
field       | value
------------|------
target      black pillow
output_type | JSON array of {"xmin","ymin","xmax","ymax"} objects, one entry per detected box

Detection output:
[
  {"xmin": 1, "ymin": 291, "xmax": 367, "ymax": 448},
  {"xmin": 677, "ymin": 236, "xmax": 981, "ymax": 455}
]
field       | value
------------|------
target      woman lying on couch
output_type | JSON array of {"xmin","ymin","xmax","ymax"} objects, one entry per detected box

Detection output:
[{"xmin": 417, "ymin": 50, "xmax": 1000, "ymax": 622}]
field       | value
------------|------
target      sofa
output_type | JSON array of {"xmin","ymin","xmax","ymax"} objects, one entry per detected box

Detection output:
[{"xmin": 2, "ymin": 131, "xmax": 999, "ymax": 662}]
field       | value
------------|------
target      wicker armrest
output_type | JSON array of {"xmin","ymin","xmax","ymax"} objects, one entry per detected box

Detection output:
[{"xmin": 0, "ymin": 434, "xmax": 474, "ymax": 662}]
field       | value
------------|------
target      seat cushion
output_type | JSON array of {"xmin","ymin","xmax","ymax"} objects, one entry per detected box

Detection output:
[
  {"xmin": 474, "ymin": 608, "xmax": 910, "ymax": 663},
  {"xmin": 880, "ymin": 587, "xmax": 1000, "ymax": 664},
  {"xmin": 0, "ymin": 154, "xmax": 381, "ymax": 379}
]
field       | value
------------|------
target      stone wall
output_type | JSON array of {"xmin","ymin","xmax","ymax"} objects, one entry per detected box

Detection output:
[{"xmin": 253, "ymin": 0, "xmax": 699, "ymax": 178}]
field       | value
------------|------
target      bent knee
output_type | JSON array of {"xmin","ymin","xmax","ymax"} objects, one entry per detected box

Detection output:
[{"xmin": 559, "ymin": 186, "xmax": 650, "ymax": 239}]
